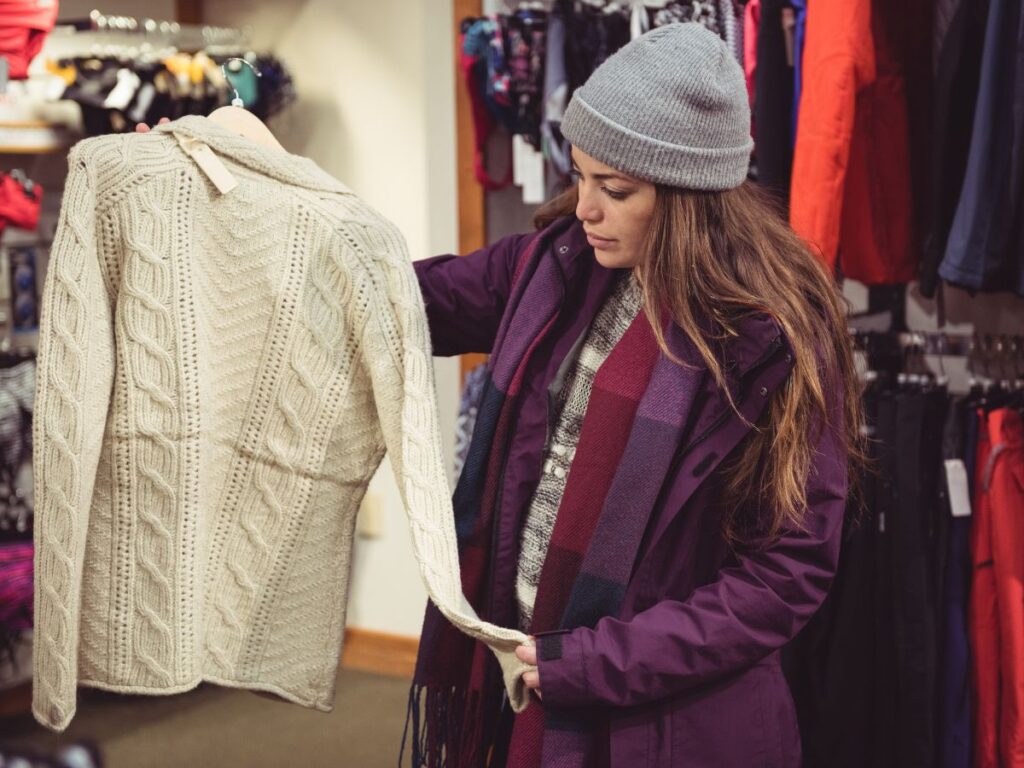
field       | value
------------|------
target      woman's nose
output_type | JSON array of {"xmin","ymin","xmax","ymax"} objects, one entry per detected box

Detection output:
[{"xmin": 576, "ymin": 189, "xmax": 601, "ymax": 223}]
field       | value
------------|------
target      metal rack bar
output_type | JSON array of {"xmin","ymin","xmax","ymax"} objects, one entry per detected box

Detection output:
[{"xmin": 57, "ymin": 10, "xmax": 249, "ymax": 52}]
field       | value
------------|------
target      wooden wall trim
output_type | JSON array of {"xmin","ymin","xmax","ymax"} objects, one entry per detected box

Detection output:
[
  {"xmin": 341, "ymin": 628, "xmax": 419, "ymax": 679},
  {"xmin": 454, "ymin": 0, "xmax": 489, "ymax": 380}
]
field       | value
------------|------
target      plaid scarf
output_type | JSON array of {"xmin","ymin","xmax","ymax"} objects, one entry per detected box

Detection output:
[{"xmin": 405, "ymin": 222, "xmax": 704, "ymax": 768}]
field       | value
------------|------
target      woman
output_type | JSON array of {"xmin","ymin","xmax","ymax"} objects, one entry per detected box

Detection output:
[
  {"xmin": 408, "ymin": 23, "xmax": 862, "ymax": 768},
  {"xmin": 138, "ymin": 22, "xmax": 860, "ymax": 766}
]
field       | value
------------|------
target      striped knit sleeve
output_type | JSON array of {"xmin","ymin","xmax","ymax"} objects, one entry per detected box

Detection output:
[
  {"xmin": 356, "ymin": 220, "xmax": 535, "ymax": 713},
  {"xmin": 33, "ymin": 144, "xmax": 116, "ymax": 731}
]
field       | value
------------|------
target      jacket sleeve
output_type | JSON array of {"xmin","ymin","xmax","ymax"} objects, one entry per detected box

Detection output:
[
  {"xmin": 33, "ymin": 145, "xmax": 116, "ymax": 731},
  {"xmin": 536, "ymin": 409, "xmax": 848, "ymax": 709},
  {"xmin": 789, "ymin": 0, "xmax": 875, "ymax": 269},
  {"xmin": 361, "ymin": 221, "xmax": 534, "ymax": 711},
  {"xmin": 413, "ymin": 232, "xmax": 531, "ymax": 357}
]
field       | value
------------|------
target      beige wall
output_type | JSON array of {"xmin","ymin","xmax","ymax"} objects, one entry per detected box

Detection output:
[{"xmin": 203, "ymin": 0, "xmax": 458, "ymax": 638}]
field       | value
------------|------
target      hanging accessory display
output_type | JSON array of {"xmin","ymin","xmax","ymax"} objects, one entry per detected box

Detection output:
[{"xmin": 48, "ymin": 13, "xmax": 296, "ymax": 136}]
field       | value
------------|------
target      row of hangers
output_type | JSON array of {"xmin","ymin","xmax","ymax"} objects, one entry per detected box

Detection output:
[{"xmin": 852, "ymin": 330, "xmax": 1024, "ymax": 397}]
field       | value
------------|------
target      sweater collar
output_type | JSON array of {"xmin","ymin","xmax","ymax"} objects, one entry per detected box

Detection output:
[{"xmin": 154, "ymin": 114, "xmax": 354, "ymax": 196}]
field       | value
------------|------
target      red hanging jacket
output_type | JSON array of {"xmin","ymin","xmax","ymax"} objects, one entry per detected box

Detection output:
[
  {"xmin": 0, "ymin": 0, "xmax": 59, "ymax": 80},
  {"xmin": 0, "ymin": 174, "xmax": 42, "ymax": 231}
]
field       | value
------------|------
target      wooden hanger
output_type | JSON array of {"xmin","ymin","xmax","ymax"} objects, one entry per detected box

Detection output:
[{"xmin": 207, "ymin": 104, "xmax": 284, "ymax": 151}]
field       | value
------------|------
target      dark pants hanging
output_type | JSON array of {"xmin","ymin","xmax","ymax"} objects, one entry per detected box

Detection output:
[
  {"xmin": 788, "ymin": 387, "xmax": 955, "ymax": 767},
  {"xmin": 939, "ymin": 398, "xmax": 972, "ymax": 768},
  {"xmin": 785, "ymin": 388, "xmax": 884, "ymax": 768}
]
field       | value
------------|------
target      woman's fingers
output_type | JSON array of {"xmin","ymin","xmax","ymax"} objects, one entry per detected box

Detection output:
[
  {"xmin": 515, "ymin": 644, "xmax": 538, "ymax": 666},
  {"xmin": 517, "ymin": 641, "xmax": 541, "ymax": 697},
  {"xmin": 523, "ymin": 669, "xmax": 542, "ymax": 699},
  {"xmin": 134, "ymin": 117, "xmax": 171, "ymax": 133}
]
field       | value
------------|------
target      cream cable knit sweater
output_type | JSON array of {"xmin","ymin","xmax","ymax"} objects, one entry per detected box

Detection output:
[{"xmin": 32, "ymin": 116, "xmax": 529, "ymax": 732}]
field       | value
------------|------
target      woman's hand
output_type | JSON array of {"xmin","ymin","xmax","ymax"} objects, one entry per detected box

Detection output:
[
  {"xmin": 135, "ymin": 117, "xmax": 170, "ymax": 133},
  {"xmin": 516, "ymin": 640, "xmax": 541, "ymax": 700}
]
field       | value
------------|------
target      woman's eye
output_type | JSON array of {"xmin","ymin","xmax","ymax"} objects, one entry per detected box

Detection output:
[{"xmin": 603, "ymin": 187, "xmax": 628, "ymax": 201}]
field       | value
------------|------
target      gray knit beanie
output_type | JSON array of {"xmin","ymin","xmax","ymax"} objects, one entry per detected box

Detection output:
[{"xmin": 561, "ymin": 23, "xmax": 753, "ymax": 191}]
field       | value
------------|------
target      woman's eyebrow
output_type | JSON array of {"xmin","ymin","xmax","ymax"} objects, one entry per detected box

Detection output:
[{"xmin": 571, "ymin": 164, "xmax": 632, "ymax": 183}]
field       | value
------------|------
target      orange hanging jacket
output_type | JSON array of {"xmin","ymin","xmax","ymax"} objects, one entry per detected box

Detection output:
[{"xmin": 790, "ymin": 0, "xmax": 918, "ymax": 284}]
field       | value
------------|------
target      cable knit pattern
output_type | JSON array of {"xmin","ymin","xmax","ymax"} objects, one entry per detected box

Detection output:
[{"xmin": 33, "ymin": 115, "xmax": 528, "ymax": 732}]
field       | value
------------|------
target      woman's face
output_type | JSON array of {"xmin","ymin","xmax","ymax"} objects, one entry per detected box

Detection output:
[{"xmin": 572, "ymin": 147, "xmax": 657, "ymax": 269}]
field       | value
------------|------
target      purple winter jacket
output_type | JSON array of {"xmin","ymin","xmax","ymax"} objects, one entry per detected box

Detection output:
[{"xmin": 414, "ymin": 217, "xmax": 848, "ymax": 767}]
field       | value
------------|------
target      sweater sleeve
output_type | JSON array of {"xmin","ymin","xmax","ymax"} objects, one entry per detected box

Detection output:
[
  {"xmin": 33, "ymin": 145, "xmax": 116, "ymax": 731},
  {"xmin": 359, "ymin": 222, "xmax": 534, "ymax": 712}
]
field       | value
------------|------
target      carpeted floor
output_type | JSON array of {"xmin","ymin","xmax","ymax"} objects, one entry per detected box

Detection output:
[{"xmin": 0, "ymin": 668, "xmax": 412, "ymax": 767}]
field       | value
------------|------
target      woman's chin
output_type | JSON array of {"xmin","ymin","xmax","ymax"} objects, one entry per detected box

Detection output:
[{"xmin": 593, "ymin": 249, "xmax": 637, "ymax": 270}]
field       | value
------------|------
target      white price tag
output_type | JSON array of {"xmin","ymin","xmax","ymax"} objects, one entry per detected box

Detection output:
[
  {"xmin": 512, "ymin": 134, "xmax": 527, "ymax": 187},
  {"xmin": 945, "ymin": 459, "xmax": 972, "ymax": 518},
  {"xmin": 175, "ymin": 133, "xmax": 238, "ymax": 195},
  {"xmin": 519, "ymin": 139, "xmax": 546, "ymax": 204}
]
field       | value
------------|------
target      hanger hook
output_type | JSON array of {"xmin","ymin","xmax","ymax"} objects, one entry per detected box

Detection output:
[{"xmin": 220, "ymin": 57, "xmax": 260, "ymax": 109}]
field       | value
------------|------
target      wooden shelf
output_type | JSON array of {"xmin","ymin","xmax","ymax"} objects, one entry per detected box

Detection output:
[
  {"xmin": 0, "ymin": 146, "xmax": 66, "ymax": 154},
  {"xmin": 0, "ymin": 121, "xmax": 72, "ymax": 155}
]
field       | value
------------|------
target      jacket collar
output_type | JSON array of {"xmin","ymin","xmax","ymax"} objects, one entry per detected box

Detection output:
[
  {"xmin": 548, "ymin": 217, "xmax": 787, "ymax": 375},
  {"xmin": 154, "ymin": 115, "xmax": 355, "ymax": 196}
]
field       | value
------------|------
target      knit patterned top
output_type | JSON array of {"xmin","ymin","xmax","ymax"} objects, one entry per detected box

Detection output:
[
  {"xmin": 32, "ymin": 116, "xmax": 528, "ymax": 732},
  {"xmin": 516, "ymin": 271, "xmax": 644, "ymax": 631}
]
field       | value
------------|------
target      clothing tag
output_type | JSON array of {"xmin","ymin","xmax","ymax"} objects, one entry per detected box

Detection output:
[
  {"xmin": 103, "ymin": 68, "xmax": 141, "ymax": 110},
  {"xmin": 512, "ymin": 133, "xmax": 527, "ymax": 187},
  {"xmin": 519, "ymin": 139, "xmax": 546, "ymax": 204},
  {"xmin": 174, "ymin": 133, "xmax": 238, "ymax": 195},
  {"xmin": 945, "ymin": 459, "xmax": 972, "ymax": 518}
]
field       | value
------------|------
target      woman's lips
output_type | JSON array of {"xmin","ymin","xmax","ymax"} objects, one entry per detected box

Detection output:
[{"xmin": 586, "ymin": 233, "xmax": 615, "ymax": 249}]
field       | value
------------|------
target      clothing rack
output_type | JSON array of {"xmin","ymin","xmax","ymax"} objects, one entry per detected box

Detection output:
[{"xmin": 851, "ymin": 329, "xmax": 1024, "ymax": 387}]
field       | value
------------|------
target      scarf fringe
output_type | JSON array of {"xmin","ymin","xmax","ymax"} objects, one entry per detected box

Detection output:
[{"xmin": 403, "ymin": 683, "xmax": 494, "ymax": 768}]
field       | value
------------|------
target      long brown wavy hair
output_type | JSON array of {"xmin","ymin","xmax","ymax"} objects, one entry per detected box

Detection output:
[{"xmin": 536, "ymin": 182, "xmax": 866, "ymax": 546}]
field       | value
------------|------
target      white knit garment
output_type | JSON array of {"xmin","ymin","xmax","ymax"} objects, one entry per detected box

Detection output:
[{"xmin": 32, "ymin": 116, "xmax": 529, "ymax": 732}]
